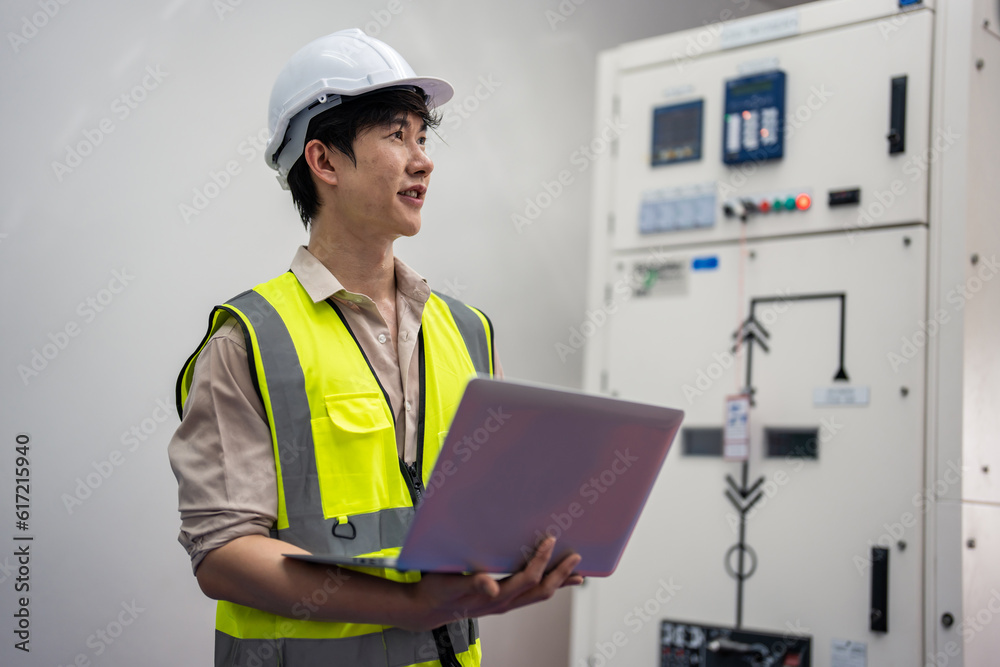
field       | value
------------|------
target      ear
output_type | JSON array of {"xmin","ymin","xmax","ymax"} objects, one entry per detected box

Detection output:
[{"xmin": 303, "ymin": 139, "xmax": 339, "ymax": 187}]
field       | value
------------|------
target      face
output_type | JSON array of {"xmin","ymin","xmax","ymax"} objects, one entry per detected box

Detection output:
[{"xmin": 324, "ymin": 111, "xmax": 433, "ymax": 243}]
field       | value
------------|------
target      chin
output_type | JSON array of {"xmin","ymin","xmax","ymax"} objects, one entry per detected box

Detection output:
[{"xmin": 400, "ymin": 218, "xmax": 422, "ymax": 237}]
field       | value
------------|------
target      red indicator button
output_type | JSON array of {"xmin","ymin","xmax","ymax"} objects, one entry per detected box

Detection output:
[
  {"xmin": 759, "ymin": 200, "xmax": 771, "ymax": 213},
  {"xmin": 795, "ymin": 193, "xmax": 812, "ymax": 210}
]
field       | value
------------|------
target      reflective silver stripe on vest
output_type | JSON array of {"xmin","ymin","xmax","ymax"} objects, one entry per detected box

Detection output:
[
  {"xmin": 269, "ymin": 506, "xmax": 416, "ymax": 558},
  {"xmin": 215, "ymin": 619, "xmax": 472, "ymax": 667},
  {"xmin": 433, "ymin": 292, "xmax": 491, "ymax": 376},
  {"xmin": 228, "ymin": 291, "xmax": 412, "ymax": 555}
]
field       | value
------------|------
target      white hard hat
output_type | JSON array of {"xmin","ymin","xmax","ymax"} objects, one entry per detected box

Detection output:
[{"xmin": 265, "ymin": 28, "xmax": 454, "ymax": 189}]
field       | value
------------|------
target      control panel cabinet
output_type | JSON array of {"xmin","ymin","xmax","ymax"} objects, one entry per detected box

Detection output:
[{"xmin": 568, "ymin": 1, "xmax": 996, "ymax": 665}]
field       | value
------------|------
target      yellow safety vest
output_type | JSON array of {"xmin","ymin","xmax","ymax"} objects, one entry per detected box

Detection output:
[{"xmin": 176, "ymin": 271, "xmax": 494, "ymax": 667}]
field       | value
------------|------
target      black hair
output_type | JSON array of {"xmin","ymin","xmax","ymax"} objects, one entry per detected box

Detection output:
[{"xmin": 286, "ymin": 87, "xmax": 441, "ymax": 229}]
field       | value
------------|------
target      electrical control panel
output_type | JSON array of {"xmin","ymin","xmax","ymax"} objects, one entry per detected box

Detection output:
[
  {"xmin": 607, "ymin": 6, "xmax": 933, "ymax": 251},
  {"xmin": 570, "ymin": 1, "xmax": 982, "ymax": 666},
  {"xmin": 660, "ymin": 620, "xmax": 811, "ymax": 667}
]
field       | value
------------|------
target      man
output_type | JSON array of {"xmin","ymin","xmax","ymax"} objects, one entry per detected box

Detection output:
[{"xmin": 168, "ymin": 29, "xmax": 581, "ymax": 667}]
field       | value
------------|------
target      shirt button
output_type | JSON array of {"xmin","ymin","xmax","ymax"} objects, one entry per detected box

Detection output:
[
  {"xmin": 401, "ymin": 331, "xmax": 409, "ymax": 341},
  {"xmin": 405, "ymin": 401, "xmax": 412, "ymax": 412},
  {"xmin": 378, "ymin": 333, "xmax": 387, "ymax": 344}
]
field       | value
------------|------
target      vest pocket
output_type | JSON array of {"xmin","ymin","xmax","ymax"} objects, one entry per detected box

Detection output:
[{"xmin": 311, "ymin": 392, "xmax": 395, "ymax": 518}]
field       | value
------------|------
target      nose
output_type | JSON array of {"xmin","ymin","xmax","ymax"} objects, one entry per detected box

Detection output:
[{"xmin": 408, "ymin": 139, "xmax": 433, "ymax": 176}]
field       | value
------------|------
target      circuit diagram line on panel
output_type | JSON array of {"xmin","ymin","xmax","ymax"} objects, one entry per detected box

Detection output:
[
  {"xmin": 732, "ymin": 292, "xmax": 849, "ymax": 405},
  {"xmin": 724, "ymin": 459, "xmax": 766, "ymax": 630}
]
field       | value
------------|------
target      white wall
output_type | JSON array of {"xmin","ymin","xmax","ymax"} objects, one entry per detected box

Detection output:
[{"xmin": 0, "ymin": 1, "xmax": 808, "ymax": 665}]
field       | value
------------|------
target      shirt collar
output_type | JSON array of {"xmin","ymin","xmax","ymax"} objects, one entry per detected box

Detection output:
[{"xmin": 289, "ymin": 245, "xmax": 430, "ymax": 305}]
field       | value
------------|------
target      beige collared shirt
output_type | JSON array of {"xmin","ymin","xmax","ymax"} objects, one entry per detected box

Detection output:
[{"xmin": 167, "ymin": 247, "xmax": 500, "ymax": 572}]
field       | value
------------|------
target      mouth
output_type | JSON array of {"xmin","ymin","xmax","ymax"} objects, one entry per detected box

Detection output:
[{"xmin": 398, "ymin": 185, "xmax": 426, "ymax": 202}]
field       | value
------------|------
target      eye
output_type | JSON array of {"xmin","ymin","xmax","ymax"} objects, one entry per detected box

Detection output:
[{"xmin": 392, "ymin": 130, "xmax": 404, "ymax": 140}]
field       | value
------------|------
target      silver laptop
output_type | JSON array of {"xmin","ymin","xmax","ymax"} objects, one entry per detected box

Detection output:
[{"xmin": 285, "ymin": 377, "xmax": 683, "ymax": 577}]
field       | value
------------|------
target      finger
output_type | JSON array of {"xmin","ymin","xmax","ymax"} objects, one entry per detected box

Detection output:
[
  {"xmin": 515, "ymin": 551, "xmax": 581, "ymax": 599},
  {"xmin": 471, "ymin": 573, "xmax": 499, "ymax": 598},
  {"xmin": 534, "ymin": 553, "xmax": 582, "ymax": 596},
  {"xmin": 499, "ymin": 553, "xmax": 582, "ymax": 611},
  {"xmin": 547, "ymin": 553, "xmax": 581, "ymax": 583},
  {"xmin": 492, "ymin": 537, "xmax": 557, "ymax": 602}
]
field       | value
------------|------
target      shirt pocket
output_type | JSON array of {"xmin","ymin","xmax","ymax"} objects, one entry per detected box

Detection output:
[{"xmin": 310, "ymin": 391, "xmax": 395, "ymax": 518}]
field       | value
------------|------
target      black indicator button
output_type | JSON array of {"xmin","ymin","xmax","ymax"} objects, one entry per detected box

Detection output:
[{"xmin": 828, "ymin": 188, "xmax": 861, "ymax": 207}]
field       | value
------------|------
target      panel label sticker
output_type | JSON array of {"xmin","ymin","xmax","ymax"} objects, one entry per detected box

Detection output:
[
  {"xmin": 721, "ymin": 9, "xmax": 800, "ymax": 49},
  {"xmin": 813, "ymin": 386, "xmax": 870, "ymax": 406},
  {"xmin": 831, "ymin": 639, "xmax": 867, "ymax": 667},
  {"xmin": 724, "ymin": 394, "xmax": 751, "ymax": 461}
]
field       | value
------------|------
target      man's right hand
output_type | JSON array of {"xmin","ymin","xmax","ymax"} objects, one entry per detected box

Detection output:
[{"xmin": 400, "ymin": 536, "xmax": 583, "ymax": 632}]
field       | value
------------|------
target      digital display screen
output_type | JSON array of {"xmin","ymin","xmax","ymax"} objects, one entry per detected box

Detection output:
[
  {"xmin": 723, "ymin": 70, "xmax": 786, "ymax": 164},
  {"xmin": 728, "ymin": 79, "xmax": 775, "ymax": 97},
  {"xmin": 651, "ymin": 100, "xmax": 703, "ymax": 166}
]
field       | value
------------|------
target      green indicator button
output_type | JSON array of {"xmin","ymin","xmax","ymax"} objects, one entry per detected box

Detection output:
[
  {"xmin": 773, "ymin": 199, "xmax": 783, "ymax": 210},
  {"xmin": 784, "ymin": 196, "xmax": 796, "ymax": 210}
]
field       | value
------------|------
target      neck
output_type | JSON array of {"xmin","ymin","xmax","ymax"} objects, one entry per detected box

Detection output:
[{"xmin": 307, "ymin": 216, "xmax": 396, "ymax": 304}]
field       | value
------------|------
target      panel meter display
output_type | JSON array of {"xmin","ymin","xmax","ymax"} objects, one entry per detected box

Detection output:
[
  {"xmin": 652, "ymin": 100, "xmax": 704, "ymax": 166},
  {"xmin": 723, "ymin": 70, "xmax": 786, "ymax": 164}
]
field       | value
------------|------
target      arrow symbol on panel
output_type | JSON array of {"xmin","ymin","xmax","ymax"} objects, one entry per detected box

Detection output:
[
  {"xmin": 725, "ymin": 473, "xmax": 764, "ymax": 512},
  {"xmin": 732, "ymin": 315, "xmax": 770, "ymax": 355}
]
